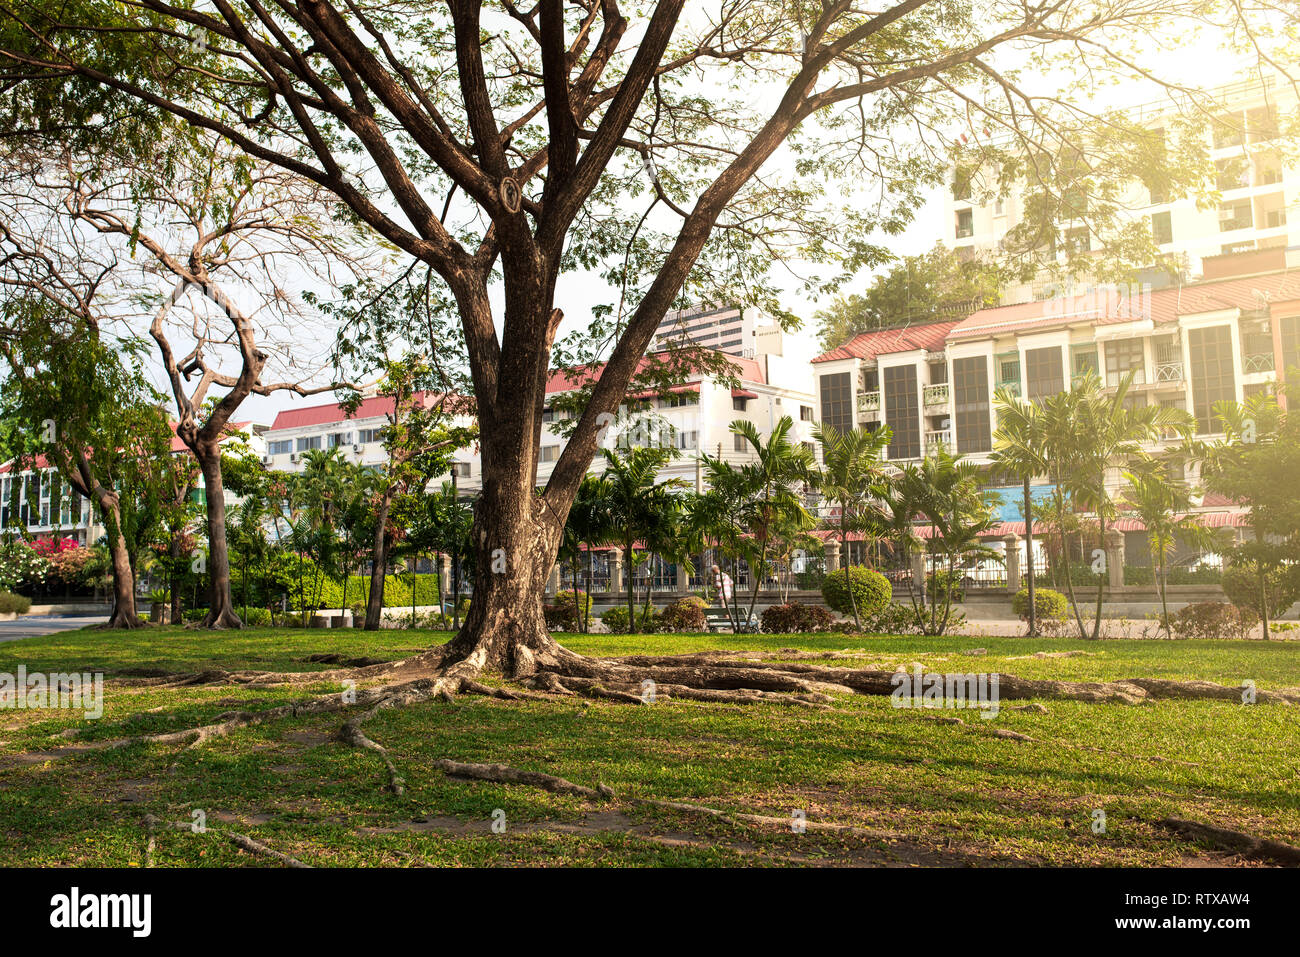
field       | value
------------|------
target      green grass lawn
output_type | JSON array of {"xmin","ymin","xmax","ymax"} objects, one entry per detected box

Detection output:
[{"xmin": 0, "ymin": 625, "xmax": 1296, "ymax": 867}]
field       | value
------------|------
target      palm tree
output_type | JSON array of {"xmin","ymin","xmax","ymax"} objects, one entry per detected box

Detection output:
[
  {"xmin": 558, "ymin": 474, "xmax": 615, "ymax": 633},
  {"xmin": 1122, "ymin": 467, "xmax": 1222, "ymax": 638},
  {"xmin": 885, "ymin": 451, "xmax": 998, "ymax": 635},
  {"xmin": 600, "ymin": 446, "xmax": 684, "ymax": 632},
  {"xmin": 730, "ymin": 416, "xmax": 816, "ymax": 623},
  {"xmin": 808, "ymin": 422, "xmax": 892, "ymax": 629},
  {"xmin": 1065, "ymin": 372, "xmax": 1191, "ymax": 639},
  {"xmin": 991, "ymin": 391, "xmax": 1050, "ymax": 635}
]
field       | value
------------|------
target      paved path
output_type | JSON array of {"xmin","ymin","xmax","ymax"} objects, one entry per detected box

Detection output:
[{"xmin": 0, "ymin": 615, "xmax": 104, "ymax": 643}]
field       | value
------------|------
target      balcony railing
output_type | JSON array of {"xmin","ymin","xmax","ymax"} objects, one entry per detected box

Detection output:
[
  {"xmin": 925, "ymin": 429, "xmax": 953, "ymax": 454},
  {"xmin": 857, "ymin": 391, "xmax": 881, "ymax": 414},
  {"xmin": 1242, "ymin": 352, "xmax": 1275, "ymax": 374},
  {"xmin": 923, "ymin": 383, "xmax": 950, "ymax": 407},
  {"xmin": 1154, "ymin": 359, "xmax": 1184, "ymax": 383},
  {"xmin": 996, "ymin": 380, "xmax": 1022, "ymax": 398}
]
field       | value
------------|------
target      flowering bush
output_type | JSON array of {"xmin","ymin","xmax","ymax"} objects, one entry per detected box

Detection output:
[
  {"xmin": 1169, "ymin": 601, "xmax": 1258, "ymax": 640},
  {"xmin": 0, "ymin": 540, "xmax": 49, "ymax": 592}
]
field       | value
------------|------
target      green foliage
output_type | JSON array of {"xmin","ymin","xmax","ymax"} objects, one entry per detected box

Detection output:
[
  {"xmin": 1170, "ymin": 602, "xmax": 1258, "ymax": 641},
  {"xmin": 659, "ymin": 596, "xmax": 707, "ymax": 632},
  {"xmin": 821, "ymin": 567, "xmax": 891, "ymax": 619},
  {"xmin": 0, "ymin": 590, "xmax": 31, "ymax": 614},
  {"xmin": 760, "ymin": 602, "xmax": 835, "ymax": 633},
  {"xmin": 544, "ymin": 589, "xmax": 592, "ymax": 632},
  {"xmin": 0, "ymin": 540, "xmax": 49, "ymax": 592},
  {"xmin": 1221, "ymin": 563, "xmax": 1300, "ymax": 620},
  {"xmin": 600, "ymin": 604, "xmax": 660, "ymax": 634},
  {"xmin": 1013, "ymin": 587, "xmax": 1070, "ymax": 621},
  {"xmin": 816, "ymin": 244, "xmax": 1003, "ymax": 351}
]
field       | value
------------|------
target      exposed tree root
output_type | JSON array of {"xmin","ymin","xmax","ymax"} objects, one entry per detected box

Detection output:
[
  {"xmin": 431, "ymin": 759, "xmax": 615, "ymax": 800},
  {"xmin": 142, "ymin": 813, "xmax": 312, "ymax": 868},
  {"xmin": 632, "ymin": 796, "xmax": 898, "ymax": 840},
  {"xmin": 1158, "ymin": 817, "xmax": 1300, "ymax": 866}
]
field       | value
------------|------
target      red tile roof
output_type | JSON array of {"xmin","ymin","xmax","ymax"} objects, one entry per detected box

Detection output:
[
  {"xmin": 812, "ymin": 320, "xmax": 961, "ymax": 363},
  {"xmin": 269, "ymin": 394, "xmax": 402, "ymax": 432},
  {"xmin": 948, "ymin": 270, "xmax": 1300, "ymax": 341},
  {"xmin": 545, "ymin": 349, "xmax": 766, "ymax": 394}
]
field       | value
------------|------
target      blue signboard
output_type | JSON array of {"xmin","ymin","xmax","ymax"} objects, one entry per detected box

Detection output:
[{"xmin": 983, "ymin": 484, "xmax": 1056, "ymax": 523}]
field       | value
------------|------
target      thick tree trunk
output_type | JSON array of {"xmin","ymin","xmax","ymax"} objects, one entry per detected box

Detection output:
[
  {"xmin": 102, "ymin": 504, "xmax": 143, "ymax": 629},
  {"xmin": 364, "ymin": 496, "xmax": 391, "ymax": 631},
  {"xmin": 437, "ymin": 487, "xmax": 563, "ymax": 677},
  {"xmin": 195, "ymin": 446, "xmax": 241, "ymax": 628}
]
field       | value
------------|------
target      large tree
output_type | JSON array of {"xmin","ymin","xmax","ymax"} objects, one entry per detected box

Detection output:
[{"xmin": 0, "ymin": 0, "xmax": 1287, "ymax": 688}]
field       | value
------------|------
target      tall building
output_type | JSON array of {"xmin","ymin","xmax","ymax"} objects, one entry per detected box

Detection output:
[
  {"xmin": 653, "ymin": 303, "xmax": 764, "ymax": 356},
  {"xmin": 945, "ymin": 73, "xmax": 1300, "ymax": 304}
]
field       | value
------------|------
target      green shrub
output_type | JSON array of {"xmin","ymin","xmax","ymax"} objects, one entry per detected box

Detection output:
[
  {"xmin": 600, "ymin": 604, "xmax": 659, "ymax": 634},
  {"xmin": 929, "ymin": 568, "xmax": 966, "ymax": 603},
  {"xmin": 861, "ymin": 601, "xmax": 921, "ymax": 635},
  {"xmin": 0, "ymin": 591, "xmax": 31, "ymax": 614},
  {"xmin": 1012, "ymin": 587, "xmax": 1069, "ymax": 622},
  {"xmin": 660, "ymin": 596, "xmax": 707, "ymax": 632},
  {"xmin": 820, "ymin": 567, "xmax": 891, "ymax": 618},
  {"xmin": 544, "ymin": 589, "xmax": 592, "ymax": 631},
  {"xmin": 1170, "ymin": 601, "xmax": 1258, "ymax": 640},
  {"xmin": 760, "ymin": 602, "xmax": 834, "ymax": 633},
  {"xmin": 1222, "ymin": 563, "xmax": 1300, "ymax": 619}
]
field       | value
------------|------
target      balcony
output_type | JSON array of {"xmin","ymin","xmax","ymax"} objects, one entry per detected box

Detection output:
[
  {"xmin": 925, "ymin": 429, "xmax": 953, "ymax": 454},
  {"xmin": 923, "ymin": 383, "xmax": 950, "ymax": 407},
  {"xmin": 1154, "ymin": 345, "xmax": 1184, "ymax": 383},
  {"xmin": 857, "ymin": 391, "xmax": 881, "ymax": 415},
  {"xmin": 996, "ymin": 380, "xmax": 1022, "ymax": 398},
  {"xmin": 1242, "ymin": 352, "xmax": 1275, "ymax": 374}
]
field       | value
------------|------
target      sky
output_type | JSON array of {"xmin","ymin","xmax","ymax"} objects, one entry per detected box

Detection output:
[{"xmin": 227, "ymin": 19, "xmax": 1271, "ymax": 428}]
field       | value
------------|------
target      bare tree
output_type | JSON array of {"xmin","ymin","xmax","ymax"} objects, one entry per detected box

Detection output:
[
  {"xmin": 0, "ymin": 1, "xmax": 1291, "ymax": 685},
  {"xmin": 50, "ymin": 141, "xmax": 364, "ymax": 627}
]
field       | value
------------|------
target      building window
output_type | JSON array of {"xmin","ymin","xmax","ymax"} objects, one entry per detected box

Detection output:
[
  {"xmin": 1104, "ymin": 339, "xmax": 1145, "ymax": 387},
  {"xmin": 1151, "ymin": 211, "xmax": 1173, "ymax": 246},
  {"xmin": 733, "ymin": 433, "xmax": 748, "ymax": 453},
  {"xmin": 326, "ymin": 431, "xmax": 351, "ymax": 448},
  {"xmin": 953, "ymin": 356, "xmax": 991, "ymax": 454},
  {"xmin": 955, "ymin": 209, "xmax": 974, "ymax": 239},
  {"xmin": 268, "ymin": 439, "xmax": 293, "ymax": 456},
  {"xmin": 1280, "ymin": 315, "xmax": 1300, "ymax": 374},
  {"xmin": 928, "ymin": 360, "xmax": 948, "ymax": 385},
  {"xmin": 663, "ymin": 393, "xmax": 698, "ymax": 408},
  {"xmin": 800, "ymin": 405, "xmax": 814, "ymax": 422},
  {"xmin": 358, "ymin": 428, "xmax": 381, "ymax": 444},
  {"xmin": 1188, "ymin": 326, "xmax": 1236, "ymax": 434},
  {"xmin": 1025, "ymin": 346, "xmax": 1065, "ymax": 401},
  {"xmin": 733, "ymin": 397, "xmax": 747, "ymax": 411},
  {"xmin": 540, "ymin": 445, "xmax": 560, "ymax": 463},
  {"xmin": 884, "ymin": 365, "xmax": 920, "ymax": 460},
  {"xmin": 819, "ymin": 372, "xmax": 854, "ymax": 437},
  {"xmin": 296, "ymin": 435, "xmax": 322, "ymax": 453},
  {"xmin": 952, "ymin": 166, "xmax": 974, "ymax": 202},
  {"xmin": 677, "ymin": 431, "xmax": 699, "ymax": 451},
  {"xmin": 1218, "ymin": 200, "xmax": 1252, "ymax": 232}
]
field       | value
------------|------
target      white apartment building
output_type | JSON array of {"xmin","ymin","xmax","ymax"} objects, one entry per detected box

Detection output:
[
  {"xmin": 539, "ymin": 348, "xmax": 818, "ymax": 493},
  {"xmin": 813, "ymin": 266, "xmax": 1300, "ymax": 570},
  {"xmin": 0, "ymin": 421, "xmax": 266, "ymax": 547},
  {"xmin": 945, "ymin": 73, "xmax": 1300, "ymax": 303},
  {"xmin": 262, "ymin": 393, "xmax": 481, "ymax": 490},
  {"xmin": 653, "ymin": 302, "xmax": 769, "ymax": 357}
]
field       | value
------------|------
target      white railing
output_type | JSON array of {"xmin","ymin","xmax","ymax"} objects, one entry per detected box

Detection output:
[
  {"xmin": 923, "ymin": 383, "xmax": 950, "ymax": 406},
  {"xmin": 857, "ymin": 391, "xmax": 881, "ymax": 414},
  {"xmin": 1155, "ymin": 359, "xmax": 1184, "ymax": 382},
  {"xmin": 1242, "ymin": 352, "xmax": 1275, "ymax": 373},
  {"xmin": 925, "ymin": 429, "xmax": 953, "ymax": 453}
]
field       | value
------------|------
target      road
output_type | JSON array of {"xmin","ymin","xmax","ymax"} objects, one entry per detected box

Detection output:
[{"xmin": 0, "ymin": 615, "xmax": 105, "ymax": 643}]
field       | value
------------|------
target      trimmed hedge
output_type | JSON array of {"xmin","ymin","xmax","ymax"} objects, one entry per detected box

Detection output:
[
  {"xmin": 1012, "ymin": 587, "xmax": 1069, "ymax": 621},
  {"xmin": 1170, "ymin": 601, "xmax": 1258, "ymax": 640},
  {"xmin": 761, "ymin": 602, "xmax": 834, "ymax": 633},
  {"xmin": 0, "ymin": 591, "xmax": 31, "ymax": 614},
  {"xmin": 660, "ymin": 596, "xmax": 707, "ymax": 632},
  {"xmin": 1222, "ymin": 563, "xmax": 1300, "ymax": 619},
  {"xmin": 820, "ymin": 567, "xmax": 891, "ymax": 619},
  {"xmin": 600, "ymin": 604, "xmax": 660, "ymax": 634}
]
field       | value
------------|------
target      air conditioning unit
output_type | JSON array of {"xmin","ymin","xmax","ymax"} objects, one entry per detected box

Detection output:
[
  {"xmin": 261, "ymin": 455, "xmax": 272, "ymax": 465},
  {"xmin": 288, "ymin": 453, "xmax": 297, "ymax": 463},
  {"xmin": 353, "ymin": 444, "xmax": 362, "ymax": 454}
]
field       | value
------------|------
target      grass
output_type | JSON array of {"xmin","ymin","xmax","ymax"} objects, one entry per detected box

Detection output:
[{"xmin": 0, "ymin": 625, "xmax": 1296, "ymax": 867}]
